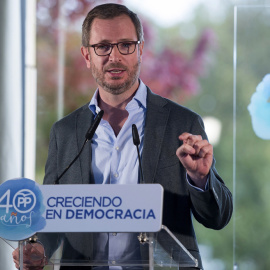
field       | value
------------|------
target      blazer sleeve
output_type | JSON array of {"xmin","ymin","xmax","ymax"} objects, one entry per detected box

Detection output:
[
  {"xmin": 37, "ymin": 124, "xmax": 64, "ymax": 259},
  {"xmin": 187, "ymin": 115, "xmax": 233, "ymax": 230}
]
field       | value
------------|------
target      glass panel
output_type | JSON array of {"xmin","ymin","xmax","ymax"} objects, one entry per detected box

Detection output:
[
  {"xmin": 5, "ymin": 227, "xmax": 197, "ymax": 269},
  {"xmin": 0, "ymin": 237, "xmax": 18, "ymax": 250},
  {"xmin": 35, "ymin": 0, "xmax": 235, "ymax": 269},
  {"xmin": 233, "ymin": 5, "xmax": 270, "ymax": 270}
]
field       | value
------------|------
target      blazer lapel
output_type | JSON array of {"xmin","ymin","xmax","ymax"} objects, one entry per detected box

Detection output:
[
  {"xmin": 76, "ymin": 105, "xmax": 95, "ymax": 184},
  {"xmin": 142, "ymin": 88, "xmax": 170, "ymax": 183}
]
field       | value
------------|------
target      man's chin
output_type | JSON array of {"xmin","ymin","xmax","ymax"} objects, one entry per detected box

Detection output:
[
  {"xmin": 102, "ymin": 82, "xmax": 128, "ymax": 95},
  {"xmin": 100, "ymin": 74, "xmax": 139, "ymax": 95}
]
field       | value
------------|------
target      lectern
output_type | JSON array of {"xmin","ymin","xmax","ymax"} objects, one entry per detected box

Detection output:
[{"xmin": 0, "ymin": 178, "xmax": 198, "ymax": 269}]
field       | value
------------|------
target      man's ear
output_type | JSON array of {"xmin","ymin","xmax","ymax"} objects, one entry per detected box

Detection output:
[
  {"xmin": 139, "ymin": 41, "xmax": 144, "ymax": 61},
  {"xmin": 81, "ymin": 46, "xmax": 91, "ymax": 69}
]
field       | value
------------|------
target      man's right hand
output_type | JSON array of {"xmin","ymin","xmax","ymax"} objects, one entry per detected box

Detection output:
[{"xmin": 12, "ymin": 242, "xmax": 46, "ymax": 270}]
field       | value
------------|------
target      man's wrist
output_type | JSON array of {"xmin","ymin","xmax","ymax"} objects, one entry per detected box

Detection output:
[{"xmin": 186, "ymin": 173, "xmax": 209, "ymax": 191}]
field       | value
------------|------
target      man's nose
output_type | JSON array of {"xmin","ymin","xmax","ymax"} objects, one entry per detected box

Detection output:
[{"xmin": 109, "ymin": 45, "xmax": 122, "ymax": 61}]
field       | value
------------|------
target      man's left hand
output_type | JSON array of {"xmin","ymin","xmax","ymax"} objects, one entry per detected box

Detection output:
[{"xmin": 176, "ymin": 132, "xmax": 213, "ymax": 190}]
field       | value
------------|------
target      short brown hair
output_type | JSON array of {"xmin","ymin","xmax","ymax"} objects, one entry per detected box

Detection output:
[{"xmin": 82, "ymin": 3, "xmax": 144, "ymax": 46}]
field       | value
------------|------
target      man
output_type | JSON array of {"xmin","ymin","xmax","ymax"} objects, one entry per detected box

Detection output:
[{"xmin": 13, "ymin": 3, "xmax": 232, "ymax": 270}]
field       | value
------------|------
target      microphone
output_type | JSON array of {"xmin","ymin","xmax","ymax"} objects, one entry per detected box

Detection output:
[
  {"xmin": 54, "ymin": 110, "xmax": 104, "ymax": 184},
  {"xmin": 132, "ymin": 124, "xmax": 144, "ymax": 184},
  {"xmin": 132, "ymin": 124, "xmax": 147, "ymax": 244},
  {"xmin": 85, "ymin": 110, "xmax": 104, "ymax": 141}
]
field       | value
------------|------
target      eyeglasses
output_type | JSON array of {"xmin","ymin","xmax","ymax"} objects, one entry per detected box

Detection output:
[{"xmin": 88, "ymin": 41, "xmax": 141, "ymax": 56}]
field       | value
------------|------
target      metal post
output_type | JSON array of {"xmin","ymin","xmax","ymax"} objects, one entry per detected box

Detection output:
[
  {"xmin": 19, "ymin": 241, "xmax": 25, "ymax": 270},
  {"xmin": 149, "ymin": 233, "xmax": 154, "ymax": 270}
]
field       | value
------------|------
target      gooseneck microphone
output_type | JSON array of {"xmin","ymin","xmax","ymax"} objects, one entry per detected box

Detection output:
[
  {"xmin": 132, "ymin": 124, "xmax": 148, "ymax": 245},
  {"xmin": 54, "ymin": 110, "xmax": 104, "ymax": 184},
  {"xmin": 85, "ymin": 110, "xmax": 104, "ymax": 141},
  {"xmin": 132, "ymin": 124, "xmax": 144, "ymax": 184}
]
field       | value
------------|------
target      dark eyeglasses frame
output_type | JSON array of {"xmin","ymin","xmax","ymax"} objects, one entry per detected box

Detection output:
[{"xmin": 87, "ymin": 41, "xmax": 141, "ymax": 56}]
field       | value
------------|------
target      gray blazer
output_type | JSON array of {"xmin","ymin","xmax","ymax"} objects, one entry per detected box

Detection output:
[{"xmin": 39, "ymin": 88, "xmax": 233, "ymax": 270}]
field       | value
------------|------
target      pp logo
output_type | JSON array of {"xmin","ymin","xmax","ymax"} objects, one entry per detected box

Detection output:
[{"xmin": 13, "ymin": 189, "xmax": 37, "ymax": 214}]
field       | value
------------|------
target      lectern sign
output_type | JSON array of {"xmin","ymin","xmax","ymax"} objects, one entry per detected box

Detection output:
[{"xmin": 0, "ymin": 178, "xmax": 163, "ymax": 241}]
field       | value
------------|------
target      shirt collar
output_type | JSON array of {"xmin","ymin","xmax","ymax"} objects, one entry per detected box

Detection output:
[{"xmin": 89, "ymin": 79, "xmax": 147, "ymax": 115}]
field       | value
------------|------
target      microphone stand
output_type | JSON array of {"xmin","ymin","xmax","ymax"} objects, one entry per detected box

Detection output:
[
  {"xmin": 54, "ymin": 110, "xmax": 104, "ymax": 184},
  {"xmin": 132, "ymin": 124, "xmax": 149, "ymax": 246}
]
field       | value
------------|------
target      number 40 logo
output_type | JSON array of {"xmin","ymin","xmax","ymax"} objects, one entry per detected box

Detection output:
[{"xmin": 0, "ymin": 189, "xmax": 36, "ymax": 214}]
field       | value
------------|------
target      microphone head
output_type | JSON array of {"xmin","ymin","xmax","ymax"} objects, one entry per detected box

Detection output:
[
  {"xmin": 97, "ymin": 110, "xmax": 104, "ymax": 119},
  {"xmin": 85, "ymin": 110, "xmax": 104, "ymax": 141},
  {"xmin": 132, "ymin": 124, "xmax": 140, "ymax": 146}
]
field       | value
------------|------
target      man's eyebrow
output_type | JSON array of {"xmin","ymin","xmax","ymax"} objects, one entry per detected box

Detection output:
[{"xmin": 94, "ymin": 38, "xmax": 136, "ymax": 44}]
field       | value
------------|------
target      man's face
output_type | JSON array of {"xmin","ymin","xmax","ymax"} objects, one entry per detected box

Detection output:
[{"xmin": 81, "ymin": 15, "xmax": 144, "ymax": 95}]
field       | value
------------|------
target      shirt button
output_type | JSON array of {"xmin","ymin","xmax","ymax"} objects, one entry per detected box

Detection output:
[
  {"xmin": 112, "ymin": 232, "xmax": 117, "ymax": 236},
  {"xmin": 112, "ymin": 261, "xmax": 116, "ymax": 265},
  {"xmin": 114, "ymin": 173, "xmax": 119, "ymax": 178},
  {"xmin": 115, "ymin": 146, "xmax": 119, "ymax": 151}
]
